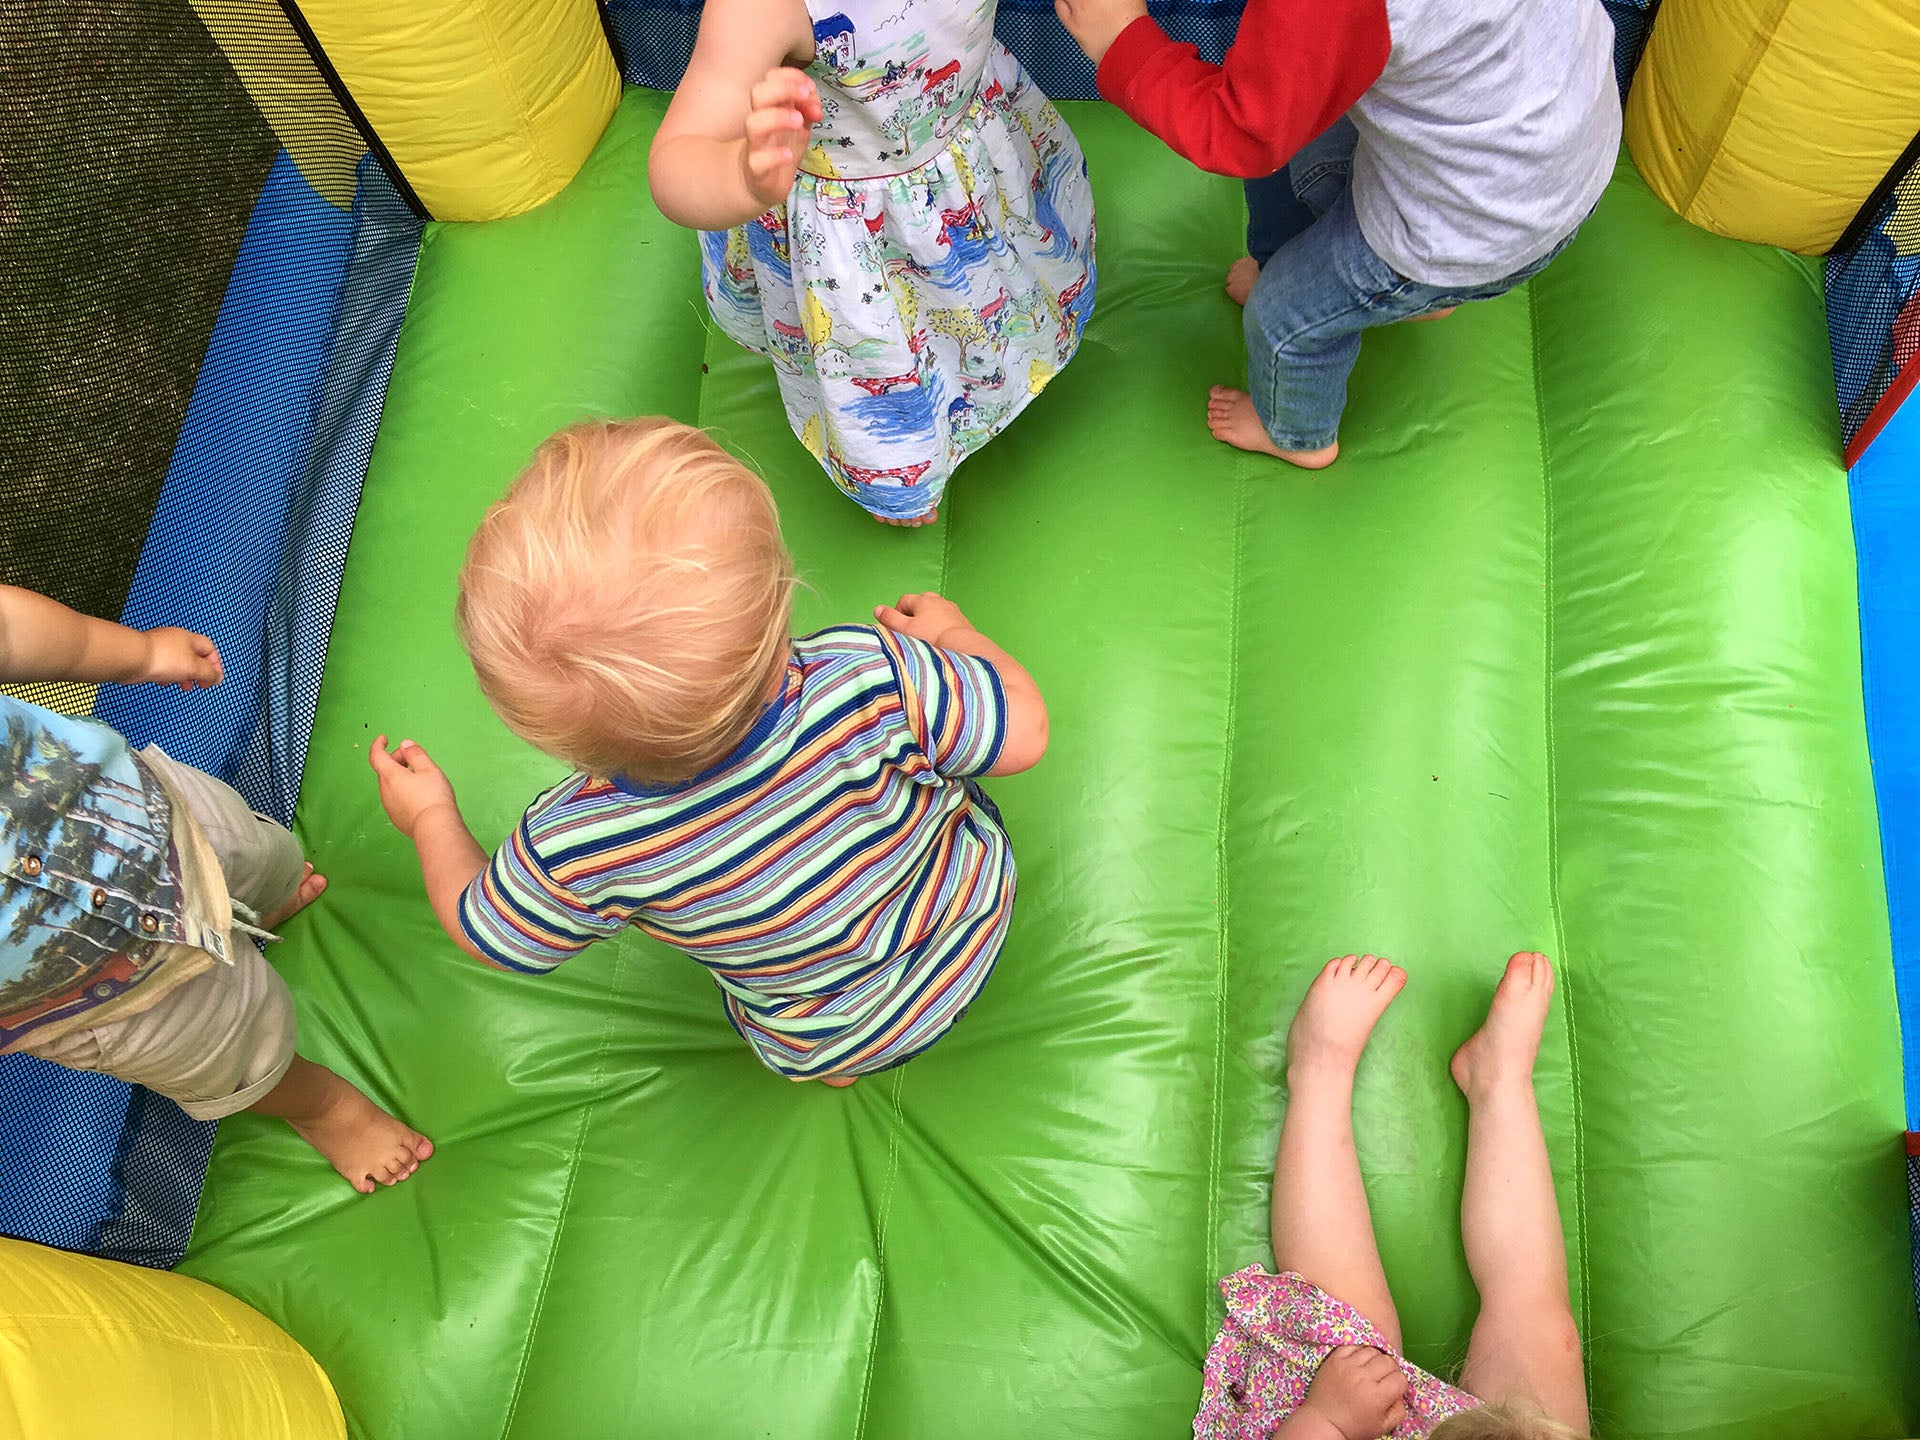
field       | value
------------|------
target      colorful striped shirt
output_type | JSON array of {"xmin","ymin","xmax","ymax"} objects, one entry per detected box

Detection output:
[{"xmin": 458, "ymin": 625, "xmax": 1015, "ymax": 1078}]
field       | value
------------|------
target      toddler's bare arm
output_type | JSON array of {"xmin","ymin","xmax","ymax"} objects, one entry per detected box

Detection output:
[
  {"xmin": 368, "ymin": 736, "xmax": 494, "ymax": 965},
  {"xmin": 649, "ymin": 0, "xmax": 819, "ymax": 230},
  {"xmin": 0, "ymin": 583, "xmax": 223, "ymax": 689},
  {"xmin": 874, "ymin": 592, "xmax": 1049, "ymax": 775}
]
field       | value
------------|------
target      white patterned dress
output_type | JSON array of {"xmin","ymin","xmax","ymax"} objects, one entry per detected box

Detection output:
[{"xmin": 701, "ymin": 0, "xmax": 1096, "ymax": 521}]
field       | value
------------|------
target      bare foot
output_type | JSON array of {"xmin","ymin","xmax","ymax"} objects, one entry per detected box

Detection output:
[
  {"xmin": 1450, "ymin": 952, "xmax": 1556, "ymax": 1102},
  {"xmin": 1225, "ymin": 256, "xmax": 1261, "ymax": 306},
  {"xmin": 880, "ymin": 508, "xmax": 937, "ymax": 528},
  {"xmin": 262, "ymin": 863, "xmax": 327, "ymax": 931},
  {"xmin": 287, "ymin": 1071, "xmax": 434, "ymax": 1194},
  {"xmin": 817, "ymin": 1074, "xmax": 859, "ymax": 1088},
  {"xmin": 1404, "ymin": 305, "xmax": 1457, "ymax": 324},
  {"xmin": 1286, "ymin": 954, "xmax": 1407, "ymax": 1082},
  {"xmin": 1206, "ymin": 387, "xmax": 1339, "ymax": 469}
]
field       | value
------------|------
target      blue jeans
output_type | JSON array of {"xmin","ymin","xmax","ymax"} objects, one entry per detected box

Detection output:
[{"xmin": 1241, "ymin": 120, "xmax": 1577, "ymax": 452}]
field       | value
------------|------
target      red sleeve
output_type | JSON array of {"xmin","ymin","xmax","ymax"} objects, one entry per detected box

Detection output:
[{"xmin": 1095, "ymin": 0, "xmax": 1391, "ymax": 179}]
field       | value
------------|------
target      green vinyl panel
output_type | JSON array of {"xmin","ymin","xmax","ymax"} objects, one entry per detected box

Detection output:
[{"xmin": 180, "ymin": 90, "xmax": 1918, "ymax": 1440}]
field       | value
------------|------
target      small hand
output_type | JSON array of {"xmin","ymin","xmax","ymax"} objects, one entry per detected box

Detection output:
[
  {"xmin": 743, "ymin": 68, "xmax": 823, "ymax": 209},
  {"xmin": 1301, "ymin": 1346, "xmax": 1409, "ymax": 1440},
  {"xmin": 874, "ymin": 591, "xmax": 973, "ymax": 648},
  {"xmin": 1053, "ymin": 0, "xmax": 1148, "ymax": 67},
  {"xmin": 142, "ymin": 627, "xmax": 224, "ymax": 690},
  {"xmin": 369, "ymin": 735, "xmax": 460, "ymax": 840}
]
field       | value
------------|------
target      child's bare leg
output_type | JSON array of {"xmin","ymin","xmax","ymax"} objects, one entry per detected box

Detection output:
[
  {"xmin": 1452, "ymin": 953, "xmax": 1588, "ymax": 1431},
  {"xmin": 1273, "ymin": 953, "xmax": 1408, "ymax": 1350},
  {"xmin": 250, "ymin": 1056, "xmax": 434, "ymax": 1195}
]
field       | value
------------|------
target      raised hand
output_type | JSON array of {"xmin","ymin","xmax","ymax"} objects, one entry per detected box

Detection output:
[{"xmin": 743, "ymin": 67, "xmax": 824, "ymax": 209}]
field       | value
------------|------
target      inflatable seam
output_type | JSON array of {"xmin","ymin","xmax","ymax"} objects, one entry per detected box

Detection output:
[
  {"xmin": 469, "ymin": 6, "xmax": 549, "ymax": 194},
  {"xmin": 1529, "ymin": 281, "xmax": 1594, "ymax": 1385},
  {"xmin": 494, "ymin": 942, "xmax": 632, "ymax": 1439},
  {"xmin": 1669, "ymin": 0, "xmax": 1794, "ymax": 217},
  {"xmin": 850, "ymin": 1069, "xmax": 908, "ymax": 1440},
  {"xmin": 850, "ymin": 519, "xmax": 952, "ymax": 1439},
  {"xmin": 1202, "ymin": 474, "xmax": 1247, "ymax": 1292}
]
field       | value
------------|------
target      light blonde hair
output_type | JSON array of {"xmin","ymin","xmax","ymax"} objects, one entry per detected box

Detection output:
[
  {"xmin": 1431, "ymin": 1401, "xmax": 1590, "ymax": 1440},
  {"xmin": 457, "ymin": 418, "xmax": 795, "ymax": 784}
]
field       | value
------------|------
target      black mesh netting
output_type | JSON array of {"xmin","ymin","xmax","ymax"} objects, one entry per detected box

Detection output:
[
  {"xmin": 0, "ymin": 0, "xmax": 366, "ymax": 713},
  {"xmin": 1828, "ymin": 132, "xmax": 1920, "ymax": 458}
]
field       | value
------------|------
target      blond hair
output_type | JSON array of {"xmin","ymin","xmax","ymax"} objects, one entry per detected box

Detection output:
[
  {"xmin": 457, "ymin": 418, "xmax": 795, "ymax": 784},
  {"xmin": 1431, "ymin": 1402, "xmax": 1590, "ymax": 1440}
]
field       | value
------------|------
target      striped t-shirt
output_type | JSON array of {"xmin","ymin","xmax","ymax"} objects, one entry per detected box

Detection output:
[{"xmin": 459, "ymin": 625, "xmax": 1015, "ymax": 1078}]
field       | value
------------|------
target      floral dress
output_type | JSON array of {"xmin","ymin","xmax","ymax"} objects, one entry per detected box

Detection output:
[
  {"xmin": 700, "ymin": 0, "xmax": 1096, "ymax": 521},
  {"xmin": 1193, "ymin": 1268, "xmax": 1482, "ymax": 1439}
]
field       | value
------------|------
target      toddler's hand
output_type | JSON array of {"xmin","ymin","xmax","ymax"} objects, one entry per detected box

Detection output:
[
  {"xmin": 875, "ymin": 591, "xmax": 973, "ymax": 648},
  {"xmin": 369, "ymin": 735, "xmax": 460, "ymax": 839},
  {"xmin": 743, "ymin": 68, "xmax": 823, "ymax": 210},
  {"xmin": 1300, "ymin": 1346, "xmax": 1408, "ymax": 1440},
  {"xmin": 1054, "ymin": 0, "xmax": 1148, "ymax": 67},
  {"xmin": 141, "ymin": 627, "xmax": 224, "ymax": 690}
]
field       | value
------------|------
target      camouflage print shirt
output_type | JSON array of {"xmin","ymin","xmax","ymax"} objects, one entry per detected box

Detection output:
[{"xmin": 0, "ymin": 697, "xmax": 232, "ymax": 1051}]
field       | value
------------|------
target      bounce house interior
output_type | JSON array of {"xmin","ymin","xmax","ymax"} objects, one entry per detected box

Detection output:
[{"xmin": 4, "ymin": 1, "xmax": 1920, "ymax": 1436}]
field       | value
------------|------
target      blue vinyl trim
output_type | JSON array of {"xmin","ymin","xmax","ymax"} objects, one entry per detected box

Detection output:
[
  {"xmin": 1852, "ymin": 392, "xmax": 1920, "ymax": 1124},
  {"xmin": 233, "ymin": 158, "xmax": 422, "ymax": 827},
  {"xmin": 93, "ymin": 151, "xmax": 354, "ymax": 778}
]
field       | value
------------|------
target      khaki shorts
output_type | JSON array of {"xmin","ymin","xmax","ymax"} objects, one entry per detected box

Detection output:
[{"xmin": 21, "ymin": 748, "xmax": 305, "ymax": 1120}]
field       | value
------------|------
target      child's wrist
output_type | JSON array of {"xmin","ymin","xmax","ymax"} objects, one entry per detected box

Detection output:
[
  {"xmin": 1284, "ymin": 1404, "xmax": 1349, "ymax": 1440},
  {"xmin": 406, "ymin": 798, "xmax": 465, "ymax": 842}
]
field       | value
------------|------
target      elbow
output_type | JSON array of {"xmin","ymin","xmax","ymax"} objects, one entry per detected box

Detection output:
[{"xmin": 988, "ymin": 697, "xmax": 1049, "ymax": 776}]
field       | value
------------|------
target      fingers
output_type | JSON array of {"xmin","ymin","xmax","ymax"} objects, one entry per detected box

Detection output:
[
  {"xmin": 394, "ymin": 738, "xmax": 438, "ymax": 774},
  {"xmin": 752, "ymin": 67, "xmax": 822, "ymax": 121},
  {"xmin": 368, "ymin": 735, "xmax": 396, "ymax": 774},
  {"xmin": 873, "ymin": 604, "xmax": 905, "ymax": 629}
]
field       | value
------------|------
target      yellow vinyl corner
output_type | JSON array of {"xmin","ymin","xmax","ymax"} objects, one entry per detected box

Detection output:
[
  {"xmin": 290, "ymin": 0, "xmax": 621, "ymax": 221},
  {"xmin": 0, "ymin": 1238, "xmax": 346, "ymax": 1440},
  {"xmin": 1625, "ymin": 0, "xmax": 1920, "ymax": 253}
]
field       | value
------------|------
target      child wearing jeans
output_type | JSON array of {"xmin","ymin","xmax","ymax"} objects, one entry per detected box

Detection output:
[
  {"xmin": 1196, "ymin": 952, "xmax": 1589, "ymax": 1440},
  {"xmin": 371, "ymin": 418, "xmax": 1047, "ymax": 1081},
  {"xmin": 0, "ymin": 585, "xmax": 431, "ymax": 1194},
  {"xmin": 1056, "ymin": 0, "xmax": 1621, "ymax": 468}
]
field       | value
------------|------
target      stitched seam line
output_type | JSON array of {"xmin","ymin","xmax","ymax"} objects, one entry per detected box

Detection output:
[
  {"xmin": 1669, "ymin": 0, "xmax": 1795, "ymax": 215},
  {"xmin": 496, "ymin": 944, "xmax": 630, "ymax": 1440},
  {"xmin": 850, "ymin": 1066, "xmax": 908, "ymax": 1440},
  {"xmin": 851, "ymin": 512, "xmax": 948, "ymax": 1438},
  {"xmin": 1204, "ymin": 466, "xmax": 1248, "ymax": 1293},
  {"xmin": 1530, "ymin": 283, "xmax": 1593, "ymax": 1389}
]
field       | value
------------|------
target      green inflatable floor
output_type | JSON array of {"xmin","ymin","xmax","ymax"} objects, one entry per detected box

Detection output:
[{"xmin": 181, "ymin": 91, "xmax": 1918, "ymax": 1439}]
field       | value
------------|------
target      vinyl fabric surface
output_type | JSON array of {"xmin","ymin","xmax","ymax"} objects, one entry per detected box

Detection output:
[{"xmin": 179, "ymin": 90, "xmax": 1918, "ymax": 1440}]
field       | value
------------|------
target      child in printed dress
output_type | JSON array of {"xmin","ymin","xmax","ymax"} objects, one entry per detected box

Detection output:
[
  {"xmin": 1056, "ymin": 0, "xmax": 1619, "ymax": 469},
  {"xmin": 371, "ymin": 419, "xmax": 1047, "ymax": 1081},
  {"xmin": 1195, "ymin": 952, "xmax": 1589, "ymax": 1440},
  {"xmin": 0, "ymin": 584, "xmax": 431, "ymax": 1194},
  {"xmin": 648, "ymin": 0, "xmax": 1096, "ymax": 526}
]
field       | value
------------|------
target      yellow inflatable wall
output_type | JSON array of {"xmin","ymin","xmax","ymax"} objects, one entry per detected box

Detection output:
[
  {"xmin": 1625, "ymin": 0, "xmax": 1920, "ymax": 254},
  {"xmin": 196, "ymin": 0, "xmax": 620, "ymax": 222},
  {"xmin": 0, "ymin": 1238, "xmax": 344, "ymax": 1440}
]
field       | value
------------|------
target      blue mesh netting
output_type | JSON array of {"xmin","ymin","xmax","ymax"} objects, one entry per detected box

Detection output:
[
  {"xmin": 1, "ymin": 155, "xmax": 419, "ymax": 1269},
  {"xmin": 1828, "ymin": 136, "xmax": 1920, "ymax": 460}
]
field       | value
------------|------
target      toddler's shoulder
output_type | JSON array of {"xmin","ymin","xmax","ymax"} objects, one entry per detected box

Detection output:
[{"xmin": 516, "ymin": 771, "xmax": 640, "ymax": 848}]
